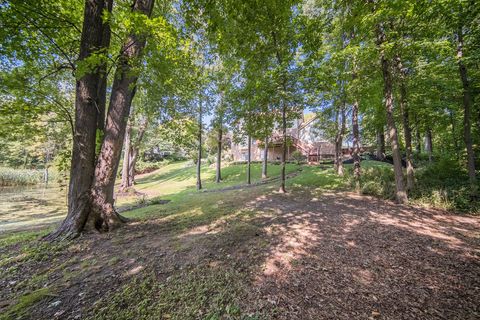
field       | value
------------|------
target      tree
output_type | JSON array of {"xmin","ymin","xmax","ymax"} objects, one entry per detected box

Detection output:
[
  {"xmin": 196, "ymin": 97, "xmax": 203, "ymax": 190},
  {"xmin": 45, "ymin": 0, "xmax": 113, "ymax": 240},
  {"xmin": 376, "ymin": 22, "xmax": 408, "ymax": 204},
  {"xmin": 119, "ymin": 104, "xmax": 149, "ymax": 192},
  {"xmin": 194, "ymin": 0, "xmax": 301, "ymax": 193},
  {"xmin": 455, "ymin": 5, "xmax": 477, "ymax": 189},
  {"xmin": 395, "ymin": 57, "xmax": 414, "ymax": 191},
  {"xmin": 47, "ymin": 0, "xmax": 156, "ymax": 240}
]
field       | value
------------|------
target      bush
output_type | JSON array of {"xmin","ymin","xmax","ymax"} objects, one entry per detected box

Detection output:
[
  {"xmin": 290, "ymin": 150, "xmax": 306, "ymax": 164},
  {"xmin": 345, "ymin": 158, "xmax": 479, "ymax": 213},
  {"xmin": 411, "ymin": 157, "xmax": 479, "ymax": 213},
  {"xmin": 134, "ymin": 160, "xmax": 169, "ymax": 175},
  {"xmin": 0, "ymin": 167, "xmax": 44, "ymax": 186},
  {"xmin": 358, "ymin": 166, "xmax": 396, "ymax": 200},
  {"xmin": 206, "ymin": 155, "xmax": 216, "ymax": 166}
]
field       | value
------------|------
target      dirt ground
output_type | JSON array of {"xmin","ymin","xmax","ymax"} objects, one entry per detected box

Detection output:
[{"xmin": 1, "ymin": 187, "xmax": 479, "ymax": 319}]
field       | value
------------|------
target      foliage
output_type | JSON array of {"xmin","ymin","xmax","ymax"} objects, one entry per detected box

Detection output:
[
  {"xmin": 134, "ymin": 159, "xmax": 171, "ymax": 175},
  {"xmin": 411, "ymin": 158, "xmax": 480, "ymax": 213},
  {"xmin": 290, "ymin": 150, "xmax": 306, "ymax": 164},
  {"xmin": 343, "ymin": 160, "xmax": 479, "ymax": 213}
]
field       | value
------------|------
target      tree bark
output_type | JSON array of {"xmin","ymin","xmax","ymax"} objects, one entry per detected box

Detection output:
[
  {"xmin": 376, "ymin": 129, "xmax": 386, "ymax": 160},
  {"xmin": 262, "ymin": 137, "xmax": 268, "ymax": 179},
  {"xmin": 196, "ymin": 99, "xmax": 202, "ymax": 190},
  {"xmin": 216, "ymin": 124, "xmax": 222, "ymax": 183},
  {"xmin": 272, "ymin": 30, "xmax": 287, "ymax": 193},
  {"xmin": 414, "ymin": 115, "xmax": 421, "ymax": 154},
  {"xmin": 352, "ymin": 100, "xmax": 361, "ymax": 193},
  {"xmin": 46, "ymin": 0, "xmax": 110, "ymax": 240},
  {"xmin": 119, "ymin": 117, "xmax": 132, "ymax": 192},
  {"xmin": 397, "ymin": 58, "xmax": 414, "ymax": 191},
  {"xmin": 457, "ymin": 28, "xmax": 477, "ymax": 187},
  {"xmin": 89, "ymin": 0, "xmax": 155, "ymax": 231},
  {"xmin": 279, "ymin": 103, "xmax": 287, "ymax": 193},
  {"xmin": 377, "ymin": 24, "xmax": 407, "ymax": 204},
  {"xmin": 400, "ymin": 84, "xmax": 414, "ymax": 191},
  {"xmin": 247, "ymin": 135, "xmax": 251, "ymax": 185},
  {"xmin": 337, "ymin": 104, "xmax": 346, "ymax": 176},
  {"xmin": 127, "ymin": 147, "xmax": 137, "ymax": 185},
  {"xmin": 351, "ymin": 48, "xmax": 361, "ymax": 191}
]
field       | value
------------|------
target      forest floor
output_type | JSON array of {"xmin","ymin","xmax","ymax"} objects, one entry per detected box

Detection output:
[{"xmin": 0, "ymin": 163, "xmax": 479, "ymax": 319}]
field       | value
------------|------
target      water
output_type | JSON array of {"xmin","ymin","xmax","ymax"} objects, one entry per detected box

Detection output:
[{"xmin": 0, "ymin": 184, "xmax": 68, "ymax": 233}]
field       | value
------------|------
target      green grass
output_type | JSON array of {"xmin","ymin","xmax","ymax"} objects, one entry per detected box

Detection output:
[
  {"xmin": 287, "ymin": 166, "xmax": 346, "ymax": 191},
  {"xmin": 0, "ymin": 229, "xmax": 49, "ymax": 247},
  {"xmin": 116, "ymin": 161, "xmax": 302, "ymax": 207},
  {"xmin": 0, "ymin": 234, "xmax": 67, "ymax": 269},
  {"xmin": 89, "ymin": 267, "xmax": 260, "ymax": 320},
  {"xmin": 0, "ymin": 287, "xmax": 54, "ymax": 320}
]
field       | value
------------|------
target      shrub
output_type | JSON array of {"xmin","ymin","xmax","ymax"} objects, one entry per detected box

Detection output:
[
  {"xmin": 411, "ymin": 157, "xmax": 479, "ymax": 213},
  {"xmin": 358, "ymin": 166, "xmax": 396, "ymax": 200},
  {"xmin": 290, "ymin": 150, "xmax": 306, "ymax": 164},
  {"xmin": 346, "ymin": 158, "xmax": 479, "ymax": 213},
  {"xmin": 134, "ymin": 160, "xmax": 169, "ymax": 175}
]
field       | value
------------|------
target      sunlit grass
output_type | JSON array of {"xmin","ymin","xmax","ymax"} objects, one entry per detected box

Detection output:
[{"xmin": 116, "ymin": 161, "xmax": 301, "ymax": 207}]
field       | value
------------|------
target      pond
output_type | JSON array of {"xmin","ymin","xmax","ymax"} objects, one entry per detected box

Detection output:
[{"xmin": 0, "ymin": 184, "xmax": 68, "ymax": 233}]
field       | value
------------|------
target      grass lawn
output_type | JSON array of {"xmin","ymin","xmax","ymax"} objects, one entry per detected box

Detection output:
[{"xmin": 116, "ymin": 161, "xmax": 303, "ymax": 207}]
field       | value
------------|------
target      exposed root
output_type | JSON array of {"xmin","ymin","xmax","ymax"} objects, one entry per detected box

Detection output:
[{"xmin": 42, "ymin": 192, "xmax": 91, "ymax": 242}]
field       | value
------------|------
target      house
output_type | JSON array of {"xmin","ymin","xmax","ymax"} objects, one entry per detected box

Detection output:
[{"xmin": 230, "ymin": 113, "xmax": 341, "ymax": 163}]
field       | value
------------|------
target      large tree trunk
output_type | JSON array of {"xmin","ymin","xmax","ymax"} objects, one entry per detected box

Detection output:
[
  {"xmin": 262, "ymin": 137, "xmax": 268, "ymax": 179},
  {"xmin": 279, "ymin": 104, "xmax": 287, "ymax": 193},
  {"xmin": 397, "ymin": 58, "xmax": 414, "ymax": 191},
  {"xmin": 400, "ymin": 84, "xmax": 414, "ymax": 191},
  {"xmin": 216, "ymin": 124, "xmax": 222, "ymax": 183},
  {"xmin": 376, "ymin": 129, "xmax": 386, "ymax": 160},
  {"xmin": 351, "ymin": 51, "xmax": 361, "ymax": 191},
  {"xmin": 196, "ymin": 100, "xmax": 202, "ymax": 190},
  {"xmin": 457, "ymin": 28, "xmax": 477, "ymax": 187},
  {"xmin": 46, "ymin": 0, "xmax": 110, "ymax": 240},
  {"xmin": 247, "ymin": 135, "xmax": 251, "ymax": 185},
  {"xmin": 89, "ymin": 0, "xmax": 155, "ymax": 231},
  {"xmin": 352, "ymin": 100, "xmax": 361, "ymax": 193},
  {"xmin": 377, "ymin": 25, "xmax": 407, "ymax": 204}
]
